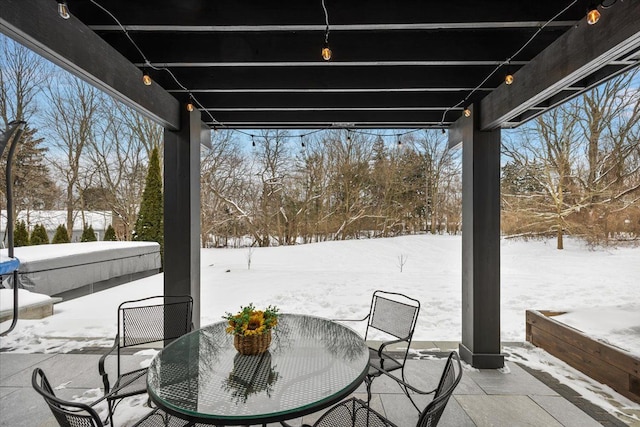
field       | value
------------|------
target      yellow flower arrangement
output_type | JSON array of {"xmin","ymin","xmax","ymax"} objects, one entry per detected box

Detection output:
[{"xmin": 224, "ymin": 303, "xmax": 279, "ymax": 337}]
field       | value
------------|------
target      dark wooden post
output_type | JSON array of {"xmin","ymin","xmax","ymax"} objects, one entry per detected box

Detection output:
[
  {"xmin": 164, "ymin": 108, "xmax": 202, "ymax": 329},
  {"xmin": 456, "ymin": 105, "xmax": 504, "ymax": 369}
]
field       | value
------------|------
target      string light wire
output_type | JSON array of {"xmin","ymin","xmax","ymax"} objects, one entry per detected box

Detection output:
[
  {"xmin": 87, "ymin": 0, "xmax": 590, "ymax": 141},
  {"xmin": 88, "ymin": 0, "xmax": 221, "ymax": 127},
  {"xmin": 438, "ymin": 0, "xmax": 579, "ymax": 126}
]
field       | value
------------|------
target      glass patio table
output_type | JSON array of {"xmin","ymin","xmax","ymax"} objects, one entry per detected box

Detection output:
[{"xmin": 147, "ymin": 313, "xmax": 370, "ymax": 426}]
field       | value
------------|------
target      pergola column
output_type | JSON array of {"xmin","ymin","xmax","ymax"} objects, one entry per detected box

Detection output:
[
  {"xmin": 455, "ymin": 105, "xmax": 504, "ymax": 369},
  {"xmin": 164, "ymin": 108, "xmax": 202, "ymax": 329}
]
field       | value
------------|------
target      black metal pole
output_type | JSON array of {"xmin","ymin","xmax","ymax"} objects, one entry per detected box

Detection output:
[{"xmin": 0, "ymin": 120, "xmax": 26, "ymax": 337}]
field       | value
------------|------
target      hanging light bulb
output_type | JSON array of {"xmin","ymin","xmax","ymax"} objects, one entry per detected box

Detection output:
[
  {"xmin": 251, "ymin": 135, "xmax": 255, "ymax": 147},
  {"xmin": 186, "ymin": 95, "xmax": 195, "ymax": 112},
  {"xmin": 322, "ymin": 42, "xmax": 332, "ymax": 61},
  {"xmin": 142, "ymin": 70, "xmax": 152, "ymax": 86},
  {"xmin": 300, "ymin": 135, "xmax": 305, "ymax": 148},
  {"xmin": 463, "ymin": 107, "xmax": 471, "ymax": 118},
  {"xmin": 505, "ymin": 73, "xmax": 514, "ymax": 85},
  {"xmin": 587, "ymin": 4, "xmax": 601, "ymax": 25},
  {"xmin": 346, "ymin": 131, "xmax": 351, "ymax": 143},
  {"xmin": 321, "ymin": 0, "xmax": 332, "ymax": 61},
  {"xmin": 397, "ymin": 135, "xmax": 402, "ymax": 146},
  {"xmin": 57, "ymin": 1, "xmax": 71, "ymax": 19},
  {"xmin": 504, "ymin": 60, "xmax": 514, "ymax": 85},
  {"xmin": 441, "ymin": 128, "xmax": 446, "ymax": 135}
]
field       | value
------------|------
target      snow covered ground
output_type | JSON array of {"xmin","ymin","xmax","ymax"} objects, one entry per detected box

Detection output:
[
  {"xmin": 3, "ymin": 234, "xmax": 638, "ymax": 350},
  {"xmin": 1, "ymin": 235, "xmax": 639, "ymax": 422}
]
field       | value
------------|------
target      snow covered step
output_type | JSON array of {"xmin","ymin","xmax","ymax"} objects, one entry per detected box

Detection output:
[{"xmin": 0, "ymin": 289, "xmax": 62, "ymax": 322}]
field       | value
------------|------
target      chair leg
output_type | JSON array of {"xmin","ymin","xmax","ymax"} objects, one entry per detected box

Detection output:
[
  {"xmin": 108, "ymin": 399, "xmax": 115, "ymax": 426},
  {"xmin": 365, "ymin": 376, "xmax": 373, "ymax": 406},
  {"xmin": 400, "ymin": 368, "xmax": 420, "ymax": 413}
]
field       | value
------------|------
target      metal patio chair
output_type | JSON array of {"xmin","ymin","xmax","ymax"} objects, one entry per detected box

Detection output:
[
  {"xmin": 98, "ymin": 295, "xmax": 194, "ymax": 425},
  {"xmin": 303, "ymin": 351, "xmax": 463, "ymax": 427},
  {"xmin": 337, "ymin": 290, "xmax": 420, "ymax": 407},
  {"xmin": 32, "ymin": 367, "xmax": 189, "ymax": 427}
]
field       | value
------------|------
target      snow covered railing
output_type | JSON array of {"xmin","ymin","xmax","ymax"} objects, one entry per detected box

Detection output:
[
  {"xmin": 526, "ymin": 309, "xmax": 640, "ymax": 404},
  {"xmin": 0, "ymin": 241, "xmax": 161, "ymax": 299}
]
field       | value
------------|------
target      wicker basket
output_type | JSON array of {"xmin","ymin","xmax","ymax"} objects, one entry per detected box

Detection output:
[{"xmin": 234, "ymin": 330, "xmax": 272, "ymax": 355}]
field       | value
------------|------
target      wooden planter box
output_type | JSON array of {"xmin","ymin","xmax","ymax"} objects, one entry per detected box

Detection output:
[{"xmin": 526, "ymin": 309, "xmax": 640, "ymax": 403}]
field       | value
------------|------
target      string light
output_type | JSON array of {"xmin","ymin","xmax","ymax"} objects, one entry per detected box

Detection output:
[
  {"xmin": 397, "ymin": 134, "xmax": 402, "ymax": 146},
  {"xmin": 57, "ymin": 0, "xmax": 71, "ymax": 19},
  {"xmin": 321, "ymin": 0, "xmax": 332, "ymax": 61},
  {"xmin": 346, "ymin": 131, "xmax": 351, "ymax": 143},
  {"xmin": 142, "ymin": 69, "xmax": 152, "ymax": 86},
  {"xmin": 587, "ymin": 3, "xmax": 601, "ymax": 24},
  {"xmin": 186, "ymin": 94, "xmax": 195, "ymax": 112},
  {"xmin": 463, "ymin": 107, "xmax": 471, "ymax": 118},
  {"xmin": 505, "ymin": 61, "xmax": 514, "ymax": 85},
  {"xmin": 505, "ymin": 73, "xmax": 514, "ymax": 85},
  {"xmin": 251, "ymin": 135, "xmax": 255, "ymax": 147},
  {"xmin": 322, "ymin": 43, "xmax": 332, "ymax": 61},
  {"xmin": 300, "ymin": 135, "xmax": 305, "ymax": 148}
]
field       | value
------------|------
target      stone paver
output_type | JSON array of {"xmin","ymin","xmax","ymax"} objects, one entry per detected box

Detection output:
[
  {"xmin": 0, "ymin": 349, "xmax": 620, "ymax": 427},
  {"xmin": 456, "ymin": 395, "xmax": 564, "ymax": 427},
  {"xmin": 530, "ymin": 395, "xmax": 603, "ymax": 427}
]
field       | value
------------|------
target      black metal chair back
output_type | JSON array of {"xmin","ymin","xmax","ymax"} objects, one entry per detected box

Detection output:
[
  {"xmin": 305, "ymin": 352, "xmax": 463, "ymax": 427},
  {"xmin": 417, "ymin": 351, "xmax": 463, "ymax": 427},
  {"xmin": 365, "ymin": 290, "xmax": 420, "ymax": 378},
  {"xmin": 99, "ymin": 295, "xmax": 193, "ymax": 425},
  {"xmin": 32, "ymin": 368, "xmax": 104, "ymax": 427},
  {"xmin": 116, "ymin": 295, "xmax": 194, "ymax": 377},
  {"xmin": 366, "ymin": 291, "xmax": 420, "ymax": 342}
]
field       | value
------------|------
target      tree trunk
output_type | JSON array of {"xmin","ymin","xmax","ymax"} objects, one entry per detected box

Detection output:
[{"xmin": 556, "ymin": 227, "xmax": 564, "ymax": 250}]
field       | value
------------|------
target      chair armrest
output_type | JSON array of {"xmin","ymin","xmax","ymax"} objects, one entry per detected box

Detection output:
[
  {"xmin": 377, "ymin": 337, "xmax": 408, "ymax": 357},
  {"xmin": 368, "ymin": 364, "xmax": 436, "ymax": 395},
  {"xmin": 98, "ymin": 336, "xmax": 119, "ymax": 395},
  {"xmin": 331, "ymin": 313, "xmax": 370, "ymax": 323}
]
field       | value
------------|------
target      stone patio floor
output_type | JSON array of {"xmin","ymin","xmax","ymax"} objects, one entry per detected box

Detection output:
[{"xmin": 0, "ymin": 342, "xmax": 632, "ymax": 427}]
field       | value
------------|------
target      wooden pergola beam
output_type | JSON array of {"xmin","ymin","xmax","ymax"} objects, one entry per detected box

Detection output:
[
  {"xmin": 0, "ymin": 0, "xmax": 180, "ymax": 130},
  {"xmin": 480, "ymin": 0, "xmax": 640, "ymax": 130}
]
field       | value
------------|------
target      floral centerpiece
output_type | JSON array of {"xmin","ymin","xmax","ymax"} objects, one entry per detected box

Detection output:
[{"xmin": 224, "ymin": 303, "xmax": 279, "ymax": 355}]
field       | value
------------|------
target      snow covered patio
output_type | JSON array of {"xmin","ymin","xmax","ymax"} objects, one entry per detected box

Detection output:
[{"xmin": 0, "ymin": 344, "xmax": 629, "ymax": 427}]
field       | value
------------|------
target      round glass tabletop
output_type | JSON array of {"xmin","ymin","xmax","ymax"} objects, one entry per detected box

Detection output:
[{"xmin": 147, "ymin": 313, "xmax": 369, "ymax": 425}]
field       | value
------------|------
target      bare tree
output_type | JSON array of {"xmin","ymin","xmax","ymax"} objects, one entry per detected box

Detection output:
[
  {"xmin": 86, "ymin": 98, "xmax": 150, "ymax": 240},
  {"xmin": 0, "ymin": 36, "xmax": 48, "ymax": 125},
  {"xmin": 325, "ymin": 130, "xmax": 376, "ymax": 239},
  {"xmin": 576, "ymin": 70, "xmax": 640, "ymax": 242},
  {"xmin": 503, "ymin": 102, "xmax": 582, "ymax": 249},
  {"xmin": 503, "ymin": 70, "xmax": 640, "ymax": 247},
  {"xmin": 397, "ymin": 253, "xmax": 408, "ymax": 272},
  {"xmin": 200, "ymin": 129, "xmax": 247, "ymax": 247},
  {"xmin": 293, "ymin": 135, "xmax": 332, "ymax": 243},
  {"xmin": 369, "ymin": 136, "xmax": 405, "ymax": 237},
  {"xmin": 0, "ymin": 36, "xmax": 58, "ymax": 229},
  {"xmin": 410, "ymin": 130, "xmax": 461, "ymax": 234},
  {"xmin": 45, "ymin": 73, "xmax": 102, "ymax": 238}
]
